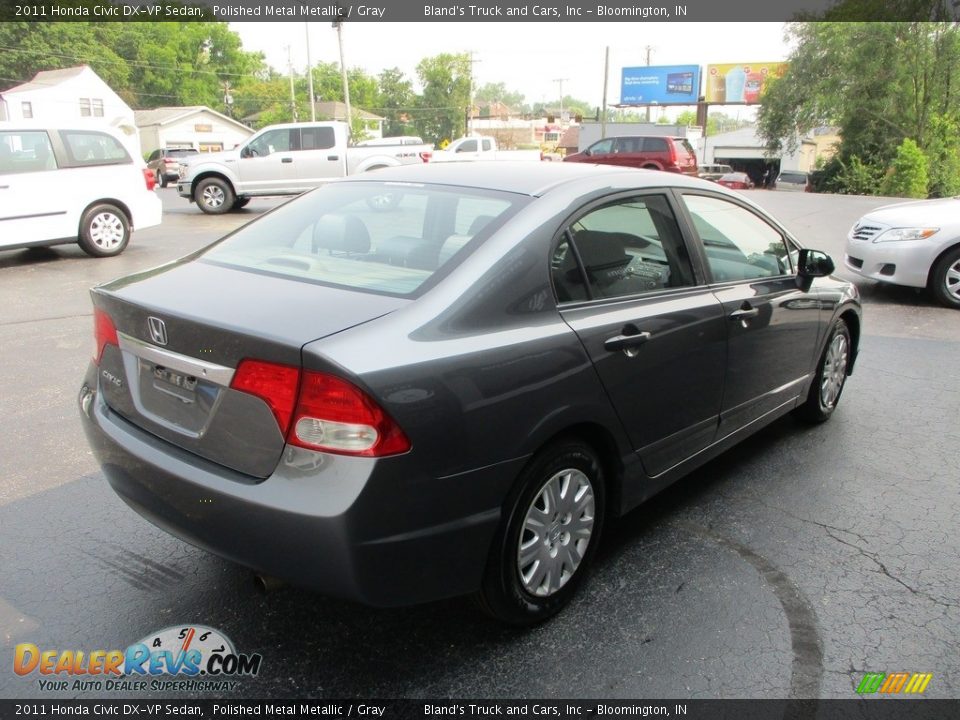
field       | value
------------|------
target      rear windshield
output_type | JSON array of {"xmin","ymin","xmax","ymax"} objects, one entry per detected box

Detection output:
[
  {"xmin": 779, "ymin": 172, "xmax": 808, "ymax": 183},
  {"xmin": 165, "ymin": 149, "xmax": 196, "ymax": 157},
  {"xmin": 201, "ymin": 181, "xmax": 527, "ymax": 297},
  {"xmin": 676, "ymin": 138, "xmax": 696, "ymax": 158}
]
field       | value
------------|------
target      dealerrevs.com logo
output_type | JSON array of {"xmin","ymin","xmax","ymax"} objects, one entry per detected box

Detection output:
[{"xmin": 13, "ymin": 625, "xmax": 262, "ymax": 693}]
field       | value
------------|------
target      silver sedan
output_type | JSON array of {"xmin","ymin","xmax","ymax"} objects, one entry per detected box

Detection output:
[{"xmin": 844, "ymin": 197, "xmax": 960, "ymax": 308}]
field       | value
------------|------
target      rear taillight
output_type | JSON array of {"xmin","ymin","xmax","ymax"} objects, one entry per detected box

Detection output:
[
  {"xmin": 230, "ymin": 360, "xmax": 301, "ymax": 435},
  {"xmin": 93, "ymin": 308, "xmax": 119, "ymax": 365},
  {"xmin": 229, "ymin": 361, "xmax": 411, "ymax": 457},
  {"xmin": 142, "ymin": 168, "xmax": 156, "ymax": 191},
  {"xmin": 164, "ymin": 158, "xmax": 178, "ymax": 166},
  {"xmin": 419, "ymin": 150, "xmax": 432, "ymax": 163},
  {"xmin": 289, "ymin": 371, "xmax": 410, "ymax": 457}
]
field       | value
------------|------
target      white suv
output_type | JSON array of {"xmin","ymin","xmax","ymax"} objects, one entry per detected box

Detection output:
[{"xmin": 0, "ymin": 125, "xmax": 162, "ymax": 257}]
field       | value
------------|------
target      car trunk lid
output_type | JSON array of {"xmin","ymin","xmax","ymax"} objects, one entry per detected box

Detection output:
[{"xmin": 92, "ymin": 261, "xmax": 407, "ymax": 478}]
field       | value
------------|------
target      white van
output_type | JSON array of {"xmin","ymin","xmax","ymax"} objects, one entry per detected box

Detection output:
[{"xmin": 0, "ymin": 125, "xmax": 162, "ymax": 257}]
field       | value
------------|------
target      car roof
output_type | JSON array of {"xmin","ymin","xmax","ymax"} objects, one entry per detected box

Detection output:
[{"xmin": 340, "ymin": 161, "xmax": 715, "ymax": 197}]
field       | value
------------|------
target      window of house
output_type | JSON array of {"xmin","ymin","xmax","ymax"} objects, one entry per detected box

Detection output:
[
  {"xmin": 79, "ymin": 98, "xmax": 91, "ymax": 117},
  {"xmin": 92, "ymin": 99, "xmax": 104, "ymax": 117},
  {"xmin": 21, "ymin": 102, "xmax": 33, "ymax": 119}
]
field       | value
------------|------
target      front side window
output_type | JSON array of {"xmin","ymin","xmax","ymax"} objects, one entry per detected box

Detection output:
[
  {"xmin": 0, "ymin": 131, "xmax": 57, "ymax": 174},
  {"xmin": 588, "ymin": 138, "xmax": 614, "ymax": 155},
  {"xmin": 202, "ymin": 182, "xmax": 526, "ymax": 297},
  {"xmin": 246, "ymin": 129, "xmax": 292, "ymax": 157},
  {"xmin": 682, "ymin": 194, "xmax": 792, "ymax": 282},
  {"xmin": 457, "ymin": 139, "xmax": 478, "ymax": 153},
  {"xmin": 60, "ymin": 130, "xmax": 130, "ymax": 167},
  {"xmin": 553, "ymin": 194, "xmax": 695, "ymax": 302}
]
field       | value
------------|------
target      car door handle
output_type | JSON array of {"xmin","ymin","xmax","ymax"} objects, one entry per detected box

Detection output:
[
  {"xmin": 604, "ymin": 330, "xmax": 652, "ymax": 352},
  {"xmin": 729, "ymin": 306, "xmax": 759, "ymax": 321},
  {"xmin": 327, "ymin": 155, "xmax": 339, "ymax": 161},
  {"xmin": 281, "ymin": 157, "xmax": 293, "ymax": 163}
]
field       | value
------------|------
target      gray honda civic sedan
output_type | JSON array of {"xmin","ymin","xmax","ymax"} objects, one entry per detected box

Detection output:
[{"xmin": 79, "ymin": 162, "xmax": 860, "ymax": 624}]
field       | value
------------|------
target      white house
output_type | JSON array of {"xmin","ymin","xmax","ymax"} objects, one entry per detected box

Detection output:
[
  {"xmin": 135, "ymin": 106, "xmax": 254, "ymax": 156},
  {"xmin": 0, "ymin": 65, "xmax": 140, "ymax": 155}
]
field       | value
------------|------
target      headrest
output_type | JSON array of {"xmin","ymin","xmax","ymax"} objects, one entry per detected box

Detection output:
[{"xmin": 312, "ymin": 215, "xmax": 371, "ymax": 254}]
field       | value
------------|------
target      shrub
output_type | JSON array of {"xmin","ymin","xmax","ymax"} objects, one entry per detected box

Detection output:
[{"xmin": 880, "ymin": 138, "xmax": 928, "ymax": 198}]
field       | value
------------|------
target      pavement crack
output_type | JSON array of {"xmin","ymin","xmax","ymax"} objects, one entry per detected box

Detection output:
[{"xmin": 822, "ymin": 527, "xmax": 955, "ymax": 609}]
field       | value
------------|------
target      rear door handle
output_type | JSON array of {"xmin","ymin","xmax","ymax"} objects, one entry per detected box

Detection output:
[
  {"xmin": 281, "ymin": 157, "xmax": 293, "ymax": 163},
  {"xmin": 729, "ymin": 306, "xmax": 759, "ymax": 321},
  {"xmin": 604, "ymin": 329, "xmax": 652, "ymax": 352}
]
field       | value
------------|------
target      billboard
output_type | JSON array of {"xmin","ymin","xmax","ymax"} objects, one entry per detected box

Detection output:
[
  {"xmin": 620, "ymin": 65, "xmax": 701, "ymax": 105},
  {"xmin": 705, "ymin": 62, "xmax": 789, "ymax": 104}
]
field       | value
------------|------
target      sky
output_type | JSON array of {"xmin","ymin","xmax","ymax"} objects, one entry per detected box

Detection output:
[{"xmin": 232, "ymin": 22, "xmax": 793, "ymax": 115}]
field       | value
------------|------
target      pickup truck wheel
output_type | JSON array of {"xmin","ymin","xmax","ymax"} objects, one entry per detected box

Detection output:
[
  {"xmin": 195, "ymin": 177, "xmax": 234, "ymax": 215},
  {"xmin": 231, "ymin": 197, "xmax": 251, "ymax": 210}
]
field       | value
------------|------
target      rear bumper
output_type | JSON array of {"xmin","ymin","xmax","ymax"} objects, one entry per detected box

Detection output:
[
  {"xmin": 79, "ymin": 370, "xmax": 519, "ymax": 607},
  {"xmin": 131, "ymin": 191, "xmax": 163, "ymax": 231}
]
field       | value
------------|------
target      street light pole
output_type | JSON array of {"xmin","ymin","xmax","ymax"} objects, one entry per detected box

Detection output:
[{"xmin": 553, "ymin": 77, "xmax": 569, "ymax": 125}]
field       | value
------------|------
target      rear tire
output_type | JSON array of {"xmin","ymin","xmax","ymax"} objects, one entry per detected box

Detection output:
[
  {"xmin": 929, "ymin": 246, "xmax": 960, "ymax": 309},
  {"xmin": 476, "ymin": 438, "xmax": 605, "ymax": 626},
  {"xmin": 158, "ymin": 172, "xmax": 169, "ymax": 189},
  {"xmin": 795, "ymin": 319, "xmax": 851, "ymax": 423},
  {"xmin": 78, "ymin": 203, "xmax": 130, "ymax": 258},
  {"xmin": 195, "ymin": 177, "xmax": 234, "ymax": 215}
]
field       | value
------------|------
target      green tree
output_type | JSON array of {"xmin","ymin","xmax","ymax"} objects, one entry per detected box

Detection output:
[
  {"xmin": 0, "ymin": 22, "xmax": 266, "ymax": 112},
  {"xmin": 414, "ymin": 53, "xmax": 471, "ymax": 144},
  {"xmin": 757, "ymin": 21, "xmax": 960, "ymax": 196},
  {"xmin": 880, "ymin": 138, "xmax": 929, "ymax": 198},
  {"xmin": 924, "ymin": 114, "xmax": 960, "ymax": 197},
  {"xmin": 474, "ymin": 82, "xmax": 526, "ymax": 110},
  {"xmin": 376, "ymin": 67, "xmax": 416, "ymax": 136}
]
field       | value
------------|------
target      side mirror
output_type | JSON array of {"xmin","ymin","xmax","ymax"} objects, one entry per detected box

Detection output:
[
  {"xmin": 583, "ymin": 149, "xmax": 591, "ymax": 157},
  {"xmin": 240, "ymin": 146, "xmax": 251, "ymax": 159},
  {"xmin": 796, "ymin": 248, "xmax": 834, "ymax": 289}
]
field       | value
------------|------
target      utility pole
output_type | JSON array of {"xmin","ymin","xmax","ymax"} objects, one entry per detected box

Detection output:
[
  {"xmin": 466, "ymin": 51, "xmax": 480, "ymax": 136},
  {"xmin": 305, "ymin": 23, "xmax": 316, "ymax": 121},
  {"xmin": 553, "ymin": 77, "xmax": 569, "ymax": 125},
  {"xmin": 333, "ymin": 20, "xmax": 351, "ymax": 138},
  {"xmin": 644, "ymin": 45, "xmax": 654, "ymax": 123},
  {"xmin": 286, "ymin": 45, "xmax": 297, "ymax": 122},
  {"xmin": 601, "ymin": 47, "xmax": 609, "ymax": 139}
]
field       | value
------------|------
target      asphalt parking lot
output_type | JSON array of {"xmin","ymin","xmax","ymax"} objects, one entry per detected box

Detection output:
[{"xmin": 1, "ymin": 187, "xmax": 958, "ymax": 700}]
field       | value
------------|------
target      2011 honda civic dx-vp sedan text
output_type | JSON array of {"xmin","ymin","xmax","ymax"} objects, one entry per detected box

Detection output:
[{"xmin": 79, "ymin": 163, "xmax": 861, "ymax": 625}]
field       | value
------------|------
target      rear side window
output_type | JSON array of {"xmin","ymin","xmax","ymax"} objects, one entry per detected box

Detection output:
[
  {"xmin": 553, "ymin": 194, "xmax": 695, "ymax": 302},
  {"xmin": 642, "ymin": 137, "xmax": 669, "ymax": 152},
  {"xmin": 301, "ymin": 127, "xmax": 336, "ymax": 150},
  {"xmin": 60, "ymin": 130, "xmax": 130, "ymax": 167},
  {"xmin": 682, "ymin": 194, "xmax": 792, "ymax": 282},
  {"xmin": 615, "ymin": 137, "xmax": 642, "ymax": 153},
  {"xmin": 202, "ymin": 182, "xmax": 526, "ymax": 297},
  {"xmin": 0, "ymin": 131, "xmax": 57, "ymax": 174}
]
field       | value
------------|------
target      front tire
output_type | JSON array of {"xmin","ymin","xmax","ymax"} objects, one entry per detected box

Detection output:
[
  {"xmin": 477, "ymin": 438, "xmax": 605, "ymax": 625},
  {"xmin": 78, "ymin": 203, "xmax": 130, "ymax": 257},
  {"xmin": 795, "ymin": 319, "xmax": 851, "ymax": 423},
  {"xmin": 195, "ymin": 177, "xmax": 234, "ymax": 215},
  {"xmin": 929, "ymin": 246, "xmax": 960, "ymax": 309}
]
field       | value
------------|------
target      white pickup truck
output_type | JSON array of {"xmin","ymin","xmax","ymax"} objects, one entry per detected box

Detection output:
[
  {"xmin": 177, "ymin": 121, "xmax": 432, "ymax": 214},
  {"xmin": 429, "ymin": 135, "xmax": 544, "ymax": 163}
]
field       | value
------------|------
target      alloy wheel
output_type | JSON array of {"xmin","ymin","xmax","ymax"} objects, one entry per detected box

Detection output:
[{"xmin": 820, "ymin": 332, "xmax": 848, "ymax": 410}]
